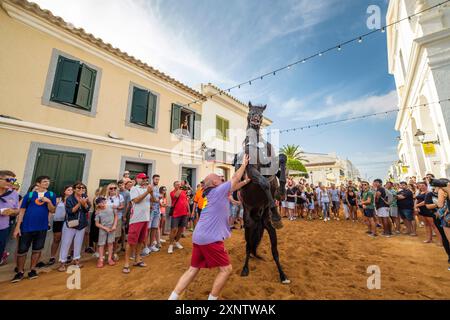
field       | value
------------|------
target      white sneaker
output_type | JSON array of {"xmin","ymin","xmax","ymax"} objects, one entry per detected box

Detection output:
[
  {"xmin": 175, "ymin": 242, "xmax": 184, "ymax": 250},
  {"xmin": 150, "ymin": 245, "xmax": 160, "ymax": 252},
  {"xmin": 168, "ymin": 245, "xmax": 174, "ymax": 254},
  {"xmin": 141, "ymin": 247, "xmax": 150, "ymax": 257},
  {"xmin": 93, "ymin": 252, "xmax": 100, "ymax": 258},
  {"xmin": 160, "ymin": 239, "xmax": 166, "ymax": 243}
]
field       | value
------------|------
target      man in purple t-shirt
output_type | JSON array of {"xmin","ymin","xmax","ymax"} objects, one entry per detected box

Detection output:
[
  {"xmin": 0, "ymin": 171, "xmax": 20, "ymax": 265},
  {"xmin": 169, "ymin": 154, "xmax": 251, "ymax": 301}
]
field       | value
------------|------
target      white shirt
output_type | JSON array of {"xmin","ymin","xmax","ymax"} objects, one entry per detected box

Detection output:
[
  {"xmin": 130, "ymin": 186, "xmax": 150, "ymax": 224},
  {"xmin": 106, "ymin": 194, "xmax": 124, "ymax": 219}
]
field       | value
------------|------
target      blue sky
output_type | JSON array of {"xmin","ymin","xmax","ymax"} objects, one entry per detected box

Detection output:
[{"xmin": 34, "ymin": 0, "xmax": 398, "ymax": 180}]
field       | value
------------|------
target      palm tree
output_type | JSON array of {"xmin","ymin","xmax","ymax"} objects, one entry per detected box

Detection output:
[
  {"xmin": 279, "ymin": 144, "xmax": 308, "ymax": 162},
  {"xmin": 280, "ymin": 144, "xmax": 308, "ymax": 174}
]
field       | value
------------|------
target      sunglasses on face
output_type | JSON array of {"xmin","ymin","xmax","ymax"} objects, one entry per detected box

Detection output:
[
  {"xmin": 75, "ymin": 186, "xmax": 86, "ymax": 190},
  {"xmin": 0, "ymin": 178, "xmax": 17, "ymax": 183},
  {"xmin": 109, "ymin": 187, "xmax": 117, "ymax": 190}
]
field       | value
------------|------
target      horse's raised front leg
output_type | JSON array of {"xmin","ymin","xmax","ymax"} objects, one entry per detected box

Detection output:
[{"xmin": 264, "ymin": 216, "xmax": 290, "ymax": 284}]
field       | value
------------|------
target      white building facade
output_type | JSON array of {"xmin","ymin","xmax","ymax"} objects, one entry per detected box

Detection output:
[
  {"xmin": 387, "ymin": 0, "xmax": 450, "ymax": 180},
  {"xmin": 302, "ymin": 152, "xmax": 361, "ymax": 186},
  {"xmin": 199, "ymin": 83, "xmax": 272, "ymax": 180}
]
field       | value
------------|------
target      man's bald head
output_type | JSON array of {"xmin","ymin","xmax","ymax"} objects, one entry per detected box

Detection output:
[{"xmin": 204, "ymin": 173, "xmax": 222, "ymax": 188}]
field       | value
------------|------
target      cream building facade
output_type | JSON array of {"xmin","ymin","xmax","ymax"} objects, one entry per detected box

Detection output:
[
  {"xmin": 0, "ymin": 0, "xmax": 209, "ymax": 195},
  {"xmin": 387, "ymin": 0, "xmax": 450, "ymax": 180}
]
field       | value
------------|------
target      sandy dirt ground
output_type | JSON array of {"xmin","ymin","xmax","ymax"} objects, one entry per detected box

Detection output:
[{"xmin": 1, "ymin": 217, "xmax": 450, "ymax": 300}]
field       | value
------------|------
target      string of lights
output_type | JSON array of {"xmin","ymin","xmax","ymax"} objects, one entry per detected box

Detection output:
[
  {"xmin": 278, "ymin": 98, "xmax": 450, "ymax": 134},
  {"xmin": 184, "ymin": 0, "xmax": 449, "ymax": 107}
]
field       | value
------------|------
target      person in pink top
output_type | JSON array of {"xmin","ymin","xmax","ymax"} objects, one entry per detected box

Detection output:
[{"xmin": 169, "ymin": 154, "xmax": 251, "ymax": 300}]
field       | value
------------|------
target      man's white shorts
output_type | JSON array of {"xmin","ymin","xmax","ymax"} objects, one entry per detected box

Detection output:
[
  {"xmin": 377, "ymin": 207, "xmax": 390, "ymax": 218},
  {"xmin": 281, "ymin": 201, "xmax": 287, "ymax": 208},
  {"xmin": 287, "ymin": 202, "xmax": 295, "ymax": 210}
]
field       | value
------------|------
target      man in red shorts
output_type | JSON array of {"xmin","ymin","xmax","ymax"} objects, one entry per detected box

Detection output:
[
  {"xmin": 123, "ymin": 173, "xmax": 152, "ymax": 273},
  {"xmin": 169, "ymin": 154, "xmax": 251, "ymax": 300}
]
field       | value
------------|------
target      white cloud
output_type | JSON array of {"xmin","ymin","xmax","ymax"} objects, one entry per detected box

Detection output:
[
  {"xmin": 274, "ymin": 90, "xmax": 398, "ymax": 121},
  {"xmin": 32, "ymin": 0, "xmax": 236, "ymax": 87}
]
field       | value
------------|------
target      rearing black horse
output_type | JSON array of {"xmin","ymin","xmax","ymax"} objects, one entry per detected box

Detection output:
[{"xmin": 234, "ymin": 102, "xmax": 290, "ymax": 284}]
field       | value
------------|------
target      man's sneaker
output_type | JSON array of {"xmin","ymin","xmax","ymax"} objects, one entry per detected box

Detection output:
[
  {"xmin": 11, "ymin": 272, "xmax": 24, "ymax": 283},
  {"xmin": 36, "ymin": 261, "xmax": 46, "ymax": 269},
  {"xmin": 85, "ymin": 247, "xmax": 95, "ymax": 254},
  {"xmin": 150, "ymin": 245, "xmax": 160, "ymax": 252},
  {"xmin": 47, "ymin": 257, "xmax": 56, "ymax": 266},
  {"xmin": 168, "ymin": 245, "xmax": 174, "ymax": 254},
  {"xmin": 175, "ymin": 242, "xmax": 184, "ymax": 250},
  {"xmin": 368, "ymin": 233, "xmax": 377, "ymax": 238},
  {"xmin": 129, "ymin": 255, "xmax": 135, "ymax": 260},
  {"xmin": 159, "ymin": 239, "xmax": 166, "ymax": 243},
  {"xmin": 28, "ymin": 269, "xmax": 38, "ymax": 280},
  {"xmin": 141, "ymin": 247, "xmax": 151, "ymax": 257}
]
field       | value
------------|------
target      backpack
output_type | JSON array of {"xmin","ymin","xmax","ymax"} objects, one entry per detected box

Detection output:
[{"xmin": 25, "ymin": 191, "xmax": 54, "ymax": 206}]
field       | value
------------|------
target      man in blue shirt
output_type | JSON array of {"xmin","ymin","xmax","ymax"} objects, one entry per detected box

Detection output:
[{"xmin": 12, "ymin": 176, "xmax": 56, "ymax": 283}]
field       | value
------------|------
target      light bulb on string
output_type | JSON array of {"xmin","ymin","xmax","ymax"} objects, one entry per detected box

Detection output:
[
  {"xmin": 337, "ymin": 45, "xmax": 342, "ymax": 51},
  {"xmin": 302, "ymin": 59, "xmax": 306, "ymax": 63},
  {"xmin": 319, "ymin": 52, "xmax": 323, "ymax": 57},
  {"xmin": 381, "ymin": 27, "xmax": 386, "ymax": 33},
  {"xmin": 358, "ymin": 37, "xmax": 363, "ymax": 43}
]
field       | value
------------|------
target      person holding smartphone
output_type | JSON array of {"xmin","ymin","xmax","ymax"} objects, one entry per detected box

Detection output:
[
  {"xmin": 12, "ymin": 176, "xmax": 56, "ymax": 283},
  {"xmin": 57, "ymin": 182, "xmax": 90, "ymax": 271}
]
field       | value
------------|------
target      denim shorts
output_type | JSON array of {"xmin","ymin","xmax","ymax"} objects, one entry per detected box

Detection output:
[
  {"xmin": 364, "ymin": 208, "xmax": 375, "ymax": 218},
  {"xmin": 399, "ymin": 209, "xmax": 414, "ymax": 221},
  {"xmin": 149, "ymin": 210, "xmax": 160, "ymax": 229}
]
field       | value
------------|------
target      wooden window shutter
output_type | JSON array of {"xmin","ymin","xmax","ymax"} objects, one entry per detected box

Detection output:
[
  {"xmin": 131, "ymin": 87, "xmax": 149, "ymax": 125},
  {"xmin": 224, "ymin": 119, "xmax": 229, "ymax": 140},
  {"xmin": 194, "ymin": 113, "xmax": 201, "ymax": 140},
  {"xmin": 171, "ymin": 104, "xmax": 182, "ymax": 133},
  {"xmin": 51, "ymin": 56, "xmax": 80, "ymax": 104},
  {"xmin": 146, "ymin": 91, "xmax": 157, "ymax": 128},
  {"xmin": 75, "ymin": 64, "xmax": 97, "ymax": 110}
]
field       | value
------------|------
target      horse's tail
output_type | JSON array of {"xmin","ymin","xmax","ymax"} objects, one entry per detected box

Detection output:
[{"xmin": 249, "ymin": 214, "xmax": 265, "ymax": 256}]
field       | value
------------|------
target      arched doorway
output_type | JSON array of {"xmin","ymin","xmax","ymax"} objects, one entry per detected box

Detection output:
[{"xmin": 410, "ymin": 116, "xmax": 427, "ymax": 177}]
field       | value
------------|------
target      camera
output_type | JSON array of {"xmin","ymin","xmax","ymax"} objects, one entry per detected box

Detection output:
[{"xmin": 429, "ymin": 178, "xmax": 450, "ymax": 188}]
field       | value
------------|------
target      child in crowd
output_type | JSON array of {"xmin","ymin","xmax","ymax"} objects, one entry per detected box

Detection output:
[{"xmin": 94, "ymin": 197, "xmax": 118, "ymax": 268}]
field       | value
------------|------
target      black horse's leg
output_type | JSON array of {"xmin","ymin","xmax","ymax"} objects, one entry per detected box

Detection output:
[
  {"xmin": 241, "ymin": 227, "xmax": 251, "ymax": 277},
  {"xmin": 264, "ymin": 215, "xmax": 290, "ymax": 284}
]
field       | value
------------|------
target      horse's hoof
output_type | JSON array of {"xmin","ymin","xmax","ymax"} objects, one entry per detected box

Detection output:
[
  {"xmin": 272, "ymin": 220, "xmax": 283, "ymax": 229},
  {"xmin": 241, "ymin": 269, "xmax": 249, "ymax": 277},
  {"xmin": 281, "ymin": 279, "xmax": 291, "ymax": 284}
]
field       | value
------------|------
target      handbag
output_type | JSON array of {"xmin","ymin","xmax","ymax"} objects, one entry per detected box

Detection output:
[{"xmin": 168, "ymin": 194, "xmax": 181, "ymax": 217}]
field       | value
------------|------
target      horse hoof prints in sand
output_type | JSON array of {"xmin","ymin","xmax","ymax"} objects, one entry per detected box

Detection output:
[{"xmin": 233, "ymin": 102, "xmax": 290, "ymax": 284}]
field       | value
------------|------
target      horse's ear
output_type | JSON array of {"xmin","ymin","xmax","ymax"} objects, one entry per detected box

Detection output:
[{"xmin": 248, "ymin": 101, "xmax": 252, "ymax": 108}]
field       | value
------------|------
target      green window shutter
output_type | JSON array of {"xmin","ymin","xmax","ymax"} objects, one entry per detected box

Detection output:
[
  {"xmin": 146, "ymin": 91, "xmax": 157, "ymax": 128},
  {"xmin": 131, "ymin": 87, "xmax": 149, "ymax": 125},
  {"xmin": 171, "ymin": 104, "xmax": 182, "ymax": 133},
  {"xmin": 194, "ymin": 113, "xmax": 201, "ymax": 140},
  {"xmin": 75, "ymin": 64, "xmax": 97, "ymax": 110},
  {"xmin": 51, "ymin": 57, "xmax": 80, "ymax": 104},
  {"xmin": 216, "ymin": 116, "xmax": 222, "ymax": 139},
  {"xmin": 224, "ymin": 119, "xmax": 229, "ymax": 140}
]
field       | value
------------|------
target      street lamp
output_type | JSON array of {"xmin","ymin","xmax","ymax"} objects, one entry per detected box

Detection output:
[{"xmin": 414, "ymin": 129, "xmax": 440, "ymax": 145}]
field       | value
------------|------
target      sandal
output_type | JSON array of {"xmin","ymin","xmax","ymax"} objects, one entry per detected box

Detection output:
[
  {"xmin": 73, "ymin": 261, "xmax": 84, "ymax": 268},
  {"xmin": 57, "ymin": 264, "xmax": 66, "ymax": 272},
  {"xmin": 133, "ymin": 261, "xmax": 147, "ymax": 267},
  {"xmin": 122, "ymin": 266, "xmax": 131, "ymax": 274},
  {"xmin": 108, "ymin": 260, "xmax": 116, "ymax": 266}
]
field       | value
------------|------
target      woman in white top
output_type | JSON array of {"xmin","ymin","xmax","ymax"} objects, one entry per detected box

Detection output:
[
  {"xmin": 48, "ymin": 186, "xmax": 73, "ymax": 266},
  {"xmin": 105, "ymin": 183, "xmax": 123, "ymax": 261},
  {"xmin": 320, "ymin": 186, "xmax": 332, "ymax": 222}
]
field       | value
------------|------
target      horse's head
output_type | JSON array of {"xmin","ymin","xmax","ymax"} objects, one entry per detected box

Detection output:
[{"xmin": 247, "ymin": 102, "xmax": 266, "ymax": 130}]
